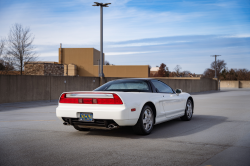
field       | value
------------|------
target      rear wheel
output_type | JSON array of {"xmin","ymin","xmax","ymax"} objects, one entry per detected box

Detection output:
[
  {"xmin": 133, "ymin": 105, "xmax": 154, "ymax": 135},
  {"xmin": 181, "ymin": 99, "xmax": 193, "ymax": 121},
  {"xmin": 73, "ymin": 125, "xmax": 90, "ymax": 131}
]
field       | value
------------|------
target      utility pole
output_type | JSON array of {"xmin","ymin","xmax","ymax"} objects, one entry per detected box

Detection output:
[
  {"xmin": 93, "ymin": 2, "xmax": 111, "ymax": 85},
  {"xmin": 211, "ymin": 55, "xmax": 221, "ymax": 78}
]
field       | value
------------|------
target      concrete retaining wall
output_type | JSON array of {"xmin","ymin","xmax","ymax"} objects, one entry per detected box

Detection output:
[
  {"xmin": 105, "ymin": 77, "xmax": 217, "ymax": 94},
  {"xmin": 220, "ymin": 81, "xmax": 239, "ymax": 88},
  {"xmin": 240, "ymin": 81, "xmax": 250, "ymax": 88},
  {"xmin": 0, "ymin": 75, "xmax": 218, "ymax": 104},
  {"xmin": 220, "ymin": 81, "xmax": 250, "ymax": 88},
  {"xmin": 0, "ymin": 75, "xmax": 99, "ymax": 103},
  {"xmin": 158, "ymin": 78, "xmax": 200, "ymax": 93}
]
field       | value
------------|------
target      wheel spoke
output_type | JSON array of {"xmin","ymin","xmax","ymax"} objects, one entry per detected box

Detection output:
[
  {"xmin": 145, "ymin": 123, "xmax": 149, "ymax": 130},
  {"xmin": 186, "ymin": 101, "xmax": 192, "ymax": 118},
  {"xmin": 148, "ymin": 112, "xmax": 152, "ymax": 118},
  {"xmin": 143, "ymin": 119, "xmax": 147, "ymax": 124}
]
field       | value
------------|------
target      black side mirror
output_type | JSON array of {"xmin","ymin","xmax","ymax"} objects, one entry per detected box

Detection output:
[{"xmin": 176, "ymin": 89, "xmax": 182, "ymax": 94}]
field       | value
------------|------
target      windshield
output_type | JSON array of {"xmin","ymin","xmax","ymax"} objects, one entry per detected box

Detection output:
[{"xmin": 94, "ymin": 80, "xmax": 151, "ymax": 92}]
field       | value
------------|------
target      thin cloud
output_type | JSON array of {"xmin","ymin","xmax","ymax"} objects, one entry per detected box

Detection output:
[
  {"xmin": 105, "ymin": 51, "xmax": 158, "ymax": 56},
  {"xmin": 222, "ymin": 34, "xmax": 250, "ymax": 38},
  {"xmin": 110, "ymin": 41, "xmax": 190, "ymax": 47}
]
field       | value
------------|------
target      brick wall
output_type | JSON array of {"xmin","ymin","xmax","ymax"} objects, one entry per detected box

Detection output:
[
  {"xmin": 44, "ymin": 64, "xmax": 64, "ymax": 76},
  {"xmin": 25, "ymin": 63, "xmax": 64, "ymax": 76}
]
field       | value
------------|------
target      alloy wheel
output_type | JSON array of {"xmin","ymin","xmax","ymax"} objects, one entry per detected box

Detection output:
[{"xmin": 142, "ymin": 108, "xmax": 153, "ymax": 131}]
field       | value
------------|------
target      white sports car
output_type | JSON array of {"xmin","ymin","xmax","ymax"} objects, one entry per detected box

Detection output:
[{"xmin": 56, "ymin": 78, "xmax": 194, "ymax": 135}]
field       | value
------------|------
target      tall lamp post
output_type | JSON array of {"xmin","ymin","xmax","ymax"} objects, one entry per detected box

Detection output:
[
  {"xmin": 93, "ymin": 2, "xmax": 111, "ymax": 84},
  {"xmin": 211, "ymin": 55, "xmax": 221, "ymax": 78}
]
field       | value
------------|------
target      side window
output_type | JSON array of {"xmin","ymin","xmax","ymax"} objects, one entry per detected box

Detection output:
[{"xmin": 151, "ymin": 80, "xmax": 174, "ymax": 93}]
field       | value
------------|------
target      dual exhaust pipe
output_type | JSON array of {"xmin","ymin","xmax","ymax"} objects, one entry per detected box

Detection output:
[
  {"xmin": 63, "ymin": 121, "xmax": 119, "ymax": 129},
  {"xmin": 63, "ymin": 122, "xmax": 70, "ymax": 126},
  {"xmin": 108, "ymin": 123, "xmax": 118, "ymax": 129}
]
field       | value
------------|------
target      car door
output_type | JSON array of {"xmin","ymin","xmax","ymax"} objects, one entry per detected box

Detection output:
[
  {"xmin": 150, "ymin": 80, "xmax": 182, "ymax": 118},
  {"xmin": 168, "ymin": 92, "xmax": 185, "ymax": 117}
]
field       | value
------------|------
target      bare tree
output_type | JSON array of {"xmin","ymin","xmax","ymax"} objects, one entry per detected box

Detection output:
[
  {"xmin": 181, "ymin": 70, "xmax": 192, "ymax": 77},
  {"xmin": 158, "ymin": 63, "xmax": 166, "ymax": 77},
  {"xmin": 158, "ymin": 63, "xmax": 170, "ymax": 77},
  {"xmin": 220, "ymin": 68, "xmax": 250, "ymax": 80},
  {"xmin": 0, "ymin": 39, "xmax": 5, "ymax": 58},
  {"xmin": 0, "ymin": 38, "xmax": 5, "ymax": 58},
  {"xmin": 0, "ymin": 38, "xmax": 7, "ymax": 72},
  {"xmin": 174, "ymin": 65, "xmax": 182, "ymax": 75},
  {"xmin": 182, "ymin": 70, "xmax": 191, "ymax": 75},
  {"xmin": 210, "ymin": 59, "xmax": 226, "ymax": 78},
  {"xmin": 5, "ymin": 23, "xmax": 37, "ymax": 75},
  {"xmin": 203, "ymin": 68, "xmax": 215, "ymax": 78}
]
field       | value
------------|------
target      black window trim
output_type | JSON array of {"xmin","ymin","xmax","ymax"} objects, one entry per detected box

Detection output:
[{"xmin": 145, "ymin": 80, "xmax": 153, "ymax": 93}]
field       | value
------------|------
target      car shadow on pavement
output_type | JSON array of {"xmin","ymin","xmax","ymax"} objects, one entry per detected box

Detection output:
[
  {"xmin": 191, "ymin": 88, "xmax": 250, "ymax": 95},
  {"xmin": 0, "ymin": 100, "xmax": 58, "ymax": 112},
  {"xmin": 190, "ymin": 90, "xmax": 228, "ymax": 95},
  {"xmin": 72, "ymin": 115, "xmax": 227, "ymax": 139}
]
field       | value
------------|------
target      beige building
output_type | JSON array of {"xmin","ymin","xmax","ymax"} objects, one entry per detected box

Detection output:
[
  {"xmin": 59, "ymin": 47, "xmax": 149, "ymax": 77},
  {"xmin": 150, "ymin": 67, "xmax": 159, "ymax": 76}
]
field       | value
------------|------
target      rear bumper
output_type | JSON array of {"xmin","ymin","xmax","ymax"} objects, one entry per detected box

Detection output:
[{"xmin": 56, "ymin": 103, "xmax": 138, "ymax": 126}]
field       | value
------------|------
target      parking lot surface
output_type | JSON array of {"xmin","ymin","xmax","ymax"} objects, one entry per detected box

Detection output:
[{"xmin": 0, "ymin": 89, "xmax": 250, "ymax": 166}]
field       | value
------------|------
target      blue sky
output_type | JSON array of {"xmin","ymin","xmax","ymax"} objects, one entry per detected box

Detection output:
[{"xmin": 0, "ymin": 0, "xmax": 249, "ymax": 73}]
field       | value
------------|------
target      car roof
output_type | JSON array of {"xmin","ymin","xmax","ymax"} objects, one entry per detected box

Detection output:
[{"xmin": 112, "ymin": 78, "xmax": 156, "ymax": 81}]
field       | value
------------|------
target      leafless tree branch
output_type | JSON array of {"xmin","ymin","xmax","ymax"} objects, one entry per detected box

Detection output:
[
  {"xmin": 0, "ymin": 38, "xmax": 5, "ymax": 58},
  {"xmin": 5, "ymin": 23, "xmax": 38, "ymax": 75},
  {"xmin": 174, "ymin": 65, "xmax": 182, "ymax": 75}
]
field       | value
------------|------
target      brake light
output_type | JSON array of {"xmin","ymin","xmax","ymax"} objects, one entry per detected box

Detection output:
[{"xmin": 59, "ymin": 93, "xmax": 123, "ymax": 104}]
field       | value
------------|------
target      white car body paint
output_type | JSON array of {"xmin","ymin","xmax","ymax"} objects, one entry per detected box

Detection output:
[{"xmin": 56, "ymin": 90, "xmax": 192, "ymax": 126}]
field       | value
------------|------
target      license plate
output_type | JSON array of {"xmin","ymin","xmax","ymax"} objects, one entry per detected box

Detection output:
[{"xmin": 79, "ymin": 113, "xmax": 94, "ymax": 122}]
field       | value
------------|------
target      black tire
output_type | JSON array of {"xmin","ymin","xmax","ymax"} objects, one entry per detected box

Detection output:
[
  {"xmin": 73, "ymin": 125, "xmax": 90, "ymax": 131},
  {"xmin": 181, "ymin": 99, "xmax": 193, "ymax": 121},
  {"xmin": 133, "ymin": 105, "xmax": 154, "ymax": 135}
]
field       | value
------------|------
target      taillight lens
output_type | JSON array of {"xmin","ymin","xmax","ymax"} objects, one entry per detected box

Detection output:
[
  {"xmin": 59, "ymin": 93, "xmax": 123, "ymax": 105},
  {"xmin": 59, "ymin": 94, "xmax": 79, "ymax": 103}
]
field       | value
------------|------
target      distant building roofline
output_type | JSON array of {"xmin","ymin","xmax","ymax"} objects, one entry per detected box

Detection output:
[
  {"xmin": 150, "ymin": 67, "xmax": 159, "ymax": 71},
  {"xmin": 25, "ymin": 61, "xmax": 59, "ymax": 64}
]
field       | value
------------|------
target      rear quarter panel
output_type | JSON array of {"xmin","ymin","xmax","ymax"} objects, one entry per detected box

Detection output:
[{"xmin": 115, "ymin": 92, "xmax": 163, "ymax": 120}]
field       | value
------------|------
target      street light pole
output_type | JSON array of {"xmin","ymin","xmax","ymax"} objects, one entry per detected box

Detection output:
[
  {"xmin": 93, "ymin": 2, "xmax": 111, "ymax": 84},
  {"xmin": 100, "ymin": 5, "xmax": 103, "ymax": 77},
  {"xmin": 211, "ymin": 55, "xmax": 221, "ymax": 78}
]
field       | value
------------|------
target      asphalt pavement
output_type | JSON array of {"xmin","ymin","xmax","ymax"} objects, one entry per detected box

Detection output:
[{"xmin": 0, "ymin": 89, "xmax": 250, "ymax": 166}]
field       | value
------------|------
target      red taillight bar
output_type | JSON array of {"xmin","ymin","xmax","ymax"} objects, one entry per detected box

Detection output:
[{"xmin": 59, "ymin": 93, "xmax": 123, "ymax": 105}]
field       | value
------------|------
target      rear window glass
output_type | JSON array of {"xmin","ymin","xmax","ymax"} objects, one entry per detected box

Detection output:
[{"xmin": 94, "ymin": 80, "xmax": 151, "ymax": 92}]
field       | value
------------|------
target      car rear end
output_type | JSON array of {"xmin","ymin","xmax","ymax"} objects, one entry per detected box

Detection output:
[{"xmin": 56, "ymin": 91, "xmax": 137, "ymax": 130}]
